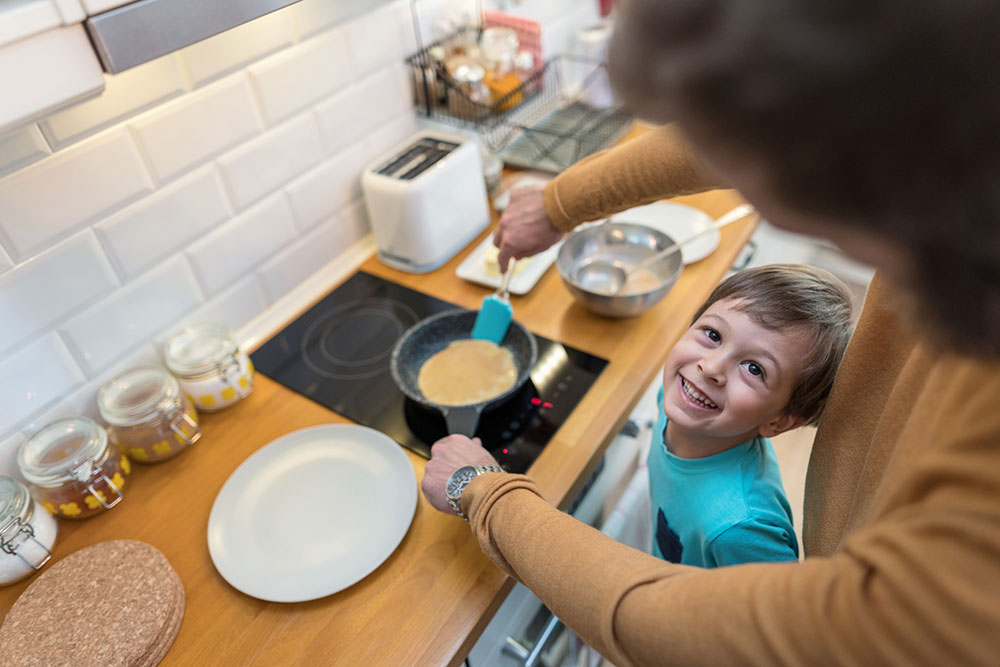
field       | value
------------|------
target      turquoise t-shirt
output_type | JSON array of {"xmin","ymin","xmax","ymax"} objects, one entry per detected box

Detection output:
[{"xmin": 647, "ymin": 387, "xmax": 799, "ymax": 567}]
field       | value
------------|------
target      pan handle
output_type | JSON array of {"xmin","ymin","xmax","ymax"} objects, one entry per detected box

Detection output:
[{"xmin": 442, "ymin": 405, "xmax": 483, "ymax": 437}]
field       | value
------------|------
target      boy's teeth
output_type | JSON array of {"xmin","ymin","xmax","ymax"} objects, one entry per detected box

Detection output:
[{"xmin": 682, "ymin": 378, "xmax": 718, "ymax": 409}]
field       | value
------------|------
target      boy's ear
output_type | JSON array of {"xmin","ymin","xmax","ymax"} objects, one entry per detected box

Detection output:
[{"xmin": 759, "ymin": 413, "xmax": 807, "ymax": 438}]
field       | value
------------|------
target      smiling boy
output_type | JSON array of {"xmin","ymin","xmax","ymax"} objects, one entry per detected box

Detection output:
[{"xmin": 650, "ymin": 264, "xmax": 853, "ymax": 566}]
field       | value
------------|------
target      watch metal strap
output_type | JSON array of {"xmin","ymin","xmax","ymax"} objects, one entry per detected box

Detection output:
[{"xmin": 449, "ymin": 464, "xmax": 504, "ymax": 519}]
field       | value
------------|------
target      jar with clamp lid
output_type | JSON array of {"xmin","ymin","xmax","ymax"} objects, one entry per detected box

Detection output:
[
  {"xmin": 0, "ymin": 475, "xmax": 57, "ymax": 584},
  {"xmin": 18, "ymin": 417, "xmax": 130, "ymax": 520},
  {"xmin": 164, "ymin": 322, "xmax": 253, "ymax": 413},
  {"xmin": 98, "ymin": 366, "xmax": 201, "ymax": 464}
]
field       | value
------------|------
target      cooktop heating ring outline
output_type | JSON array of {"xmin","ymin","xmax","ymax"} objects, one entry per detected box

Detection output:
[{"xmin": 300, "ymin": 297, "xmax": 421, "ymax": 380}]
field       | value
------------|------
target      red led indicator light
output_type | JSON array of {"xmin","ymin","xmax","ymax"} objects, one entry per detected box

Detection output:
[
  {"xmin": 542, "ymin": 402, "xmax": 553, "ymax": 409},
  {"xmin": 530, "ymin": 397, "xmax": 542, "ymax": 406},
  {"xmin": 502, "ymin": 448, "xmax": 509, "ymax": 454}
]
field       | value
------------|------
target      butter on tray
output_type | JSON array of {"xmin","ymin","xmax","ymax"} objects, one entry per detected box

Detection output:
[
  {"xmin": 482, "ymin": 245, "xmax": 530, "ymax": 279},
  {"xmin": 456, "ymin": 235, "xmax": 562, "ymax": 295}
]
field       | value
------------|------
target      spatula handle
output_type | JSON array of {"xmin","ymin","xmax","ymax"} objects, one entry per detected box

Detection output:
[{"xmin": 497, "ymin": 260, "xmax": 516, "ymax": 299}]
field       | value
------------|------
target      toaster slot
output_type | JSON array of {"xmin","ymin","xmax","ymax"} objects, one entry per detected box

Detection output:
[{"xmin": 376, "ymin": 137, "xmax": 460, "ymax": 180}]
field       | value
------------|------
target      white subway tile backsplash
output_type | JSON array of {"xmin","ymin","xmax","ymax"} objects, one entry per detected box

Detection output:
[
  {"xmin": 344, "ymin": 4, "xmax": 407, "ymax": 80},
  {"xmin": 0, "ymin": 128, "xmax": 153, "ymax": 260},
  {"xmin": 0, "ymin": 0, "xmax": 441, "ymax": 427},
  {"xmin": 291, "ymin": 0, "xmax": 379, "ymax": 40},
  {"xmin": 177, "ymin": 9, "xmax": 297, "ymax": 89},
  {"xmin": 39, "ymin": 55, "xmax": 187, "ymax": 150},
  {"xmin": 95, "ymin": 166, "xmax": 231, "ymax": 280},
  {"xmin": 59, "ymin": 255, "xmax": 203, "ymax": 376},
  {"xmin": 157, "ymin": 275, "xmax": 267, "ymax": 343},
  {"xmin": 284, "ymin": 141, "xmax": 369, "ymax": 233},
  {"xmin": 364, "ymin": 112, "xmax": 419, "ymax": 161},
  {"xmin": 0, "ymin": 231, "xmax": 118, "ymax": 358},
  {"xmin": 256, "ymin": 219, "xmax": 341, "ymax": 303},
  {"xmin": 314, "ymin": 65, "xmax": 412, "ymax": 155},
  {"xmin": 129, "ymin": 75, "xmax": 263, "ymax": 183},
  {"xmin": 339, "ymin": 198, "xmax": 372, "ymax": 246},
  {"xmin": 248, "ymin": 29, "xmax": 353, "ymax": 126},
  {"xmin": 186, "ymin": 193, "xmax": 296, "ymax": 297},
  {"xmin": 0, "ymin": 124, "xmax": 50, "ymax": 179},
  {"xmin": 217, "ymin": 114, "xmax": 326, "ymax": 212},
  {"xmin": 0, "ymin": 333, "xmax": 85, "ymax": 435}
]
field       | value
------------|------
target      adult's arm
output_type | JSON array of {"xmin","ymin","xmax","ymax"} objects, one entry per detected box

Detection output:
[
  {"xmin": 495, "ymin": 125, "xmax": 723, "ymax": 268},
  {"xmin": 542, "ymin": 123, "xmax": 722, "ymax": 231},
  {"xmin": 464, "ymin": 471, "xmax": 999, "ymax": 666}
]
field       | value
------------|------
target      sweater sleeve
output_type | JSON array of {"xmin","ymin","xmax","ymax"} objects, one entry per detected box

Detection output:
[
  {"xmin": 541, "ymin": 124, "xmax": 724, "ymax": 232},
  {"xmin": 462, "ymin": 462, "xmax": 1000, "ymax": 666}
]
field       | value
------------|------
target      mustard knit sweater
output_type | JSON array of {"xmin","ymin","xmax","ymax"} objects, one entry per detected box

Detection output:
[{"xmin": 462, "ymin": 127, "xmax": 1000, "ymax": 665}]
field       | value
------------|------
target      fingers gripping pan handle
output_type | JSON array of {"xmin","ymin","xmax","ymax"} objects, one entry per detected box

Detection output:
[{"xmin": 441, "ymin": 405, "xmax": 483, "ymax": 436}]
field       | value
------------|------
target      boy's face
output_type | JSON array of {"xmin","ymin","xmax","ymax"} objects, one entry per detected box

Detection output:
[{"xmin": 661, "ymin": 297, "xmax": 812, "ymax": 448}]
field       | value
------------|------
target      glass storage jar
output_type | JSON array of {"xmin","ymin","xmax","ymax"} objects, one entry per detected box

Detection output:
[
  {"xmin": 98, "ymin": 366, "xmax": 201, "ymax": 464},
  {"xmin": 18, "ymin": 417, "xmax": 129, "ymax": 520},
  {"xmin": 0, "ymin": 475, "xmax": 56, "ymax": 585},
  {"xmin": 164, "ymin": 322, "xmax": 253, "ymax": 412}
]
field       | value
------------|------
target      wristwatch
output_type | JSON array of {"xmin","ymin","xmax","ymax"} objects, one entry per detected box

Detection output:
[{"xmin": 445, "ymin": 464, "xmax": 505, "ymax": 519}]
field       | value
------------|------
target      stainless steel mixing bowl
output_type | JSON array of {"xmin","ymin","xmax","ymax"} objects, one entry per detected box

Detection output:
[{"xmin": 556, "ymin": 222, "xmax": 684, "ymax": 317}]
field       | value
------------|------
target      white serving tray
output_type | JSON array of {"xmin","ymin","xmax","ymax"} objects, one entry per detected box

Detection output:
[{"xmin": 456, "ymin": 234, "xmax": 562, "ymax": 295}]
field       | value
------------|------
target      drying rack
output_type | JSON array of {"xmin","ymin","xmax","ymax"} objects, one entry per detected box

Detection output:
[{"xmin": 404, "ymin": 22, "xmax": 631, "ymax": 173}]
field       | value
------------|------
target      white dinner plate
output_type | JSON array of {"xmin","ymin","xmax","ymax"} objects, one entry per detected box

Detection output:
[
  {"xmin": 207, "ymin": 424, "xmax": 417, "ymax": 603},
  {"xmin": 456, "ymin": 234, "xmax": 562, "ymax": 295},
  {"xmin": 609, "ymin": 202, "xmax": 720, "ymax": 265}
]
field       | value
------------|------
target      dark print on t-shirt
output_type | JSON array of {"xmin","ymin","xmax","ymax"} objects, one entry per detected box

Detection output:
[{"xmin": 656, "ymin": 508, "xmax": 683, "ymax": 563}]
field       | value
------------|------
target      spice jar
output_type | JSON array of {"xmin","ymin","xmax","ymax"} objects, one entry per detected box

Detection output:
[
  {"xmin": 480, "ymin": 27, "xmax": 523, "ymax": 111},
  {"xmin": 445, "ymin": 55, "xmax": 489, "ymax": 119},
  {"xmin": 98, "ymin": 366, "xmax": 201, "ymax": 464},
  {"xmin": 0, "ymin": 475, "xmax": 56, "ymax": 585},
  {"xmin": 164, "ymin": 322, "xmax": 253, "ymax": 412},
  {"xmin": 18, "ymin": 417, "xmax": 130, "ymax": 520}
]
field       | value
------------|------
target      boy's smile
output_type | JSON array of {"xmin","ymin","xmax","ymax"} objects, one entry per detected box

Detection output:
[{"xmin": 662, "ymin": 297, "xmax": 812, "ymax": 457}]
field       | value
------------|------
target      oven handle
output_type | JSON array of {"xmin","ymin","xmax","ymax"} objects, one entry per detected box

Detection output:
[{"xmin": 502, "ymin": 613, "xmax": 563, "ymax": 667}]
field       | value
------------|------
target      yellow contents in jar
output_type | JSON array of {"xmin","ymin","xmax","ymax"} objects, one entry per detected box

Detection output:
[{"xmin": 485, "ymin": 70, "xmax": 523, "ymax": 111}]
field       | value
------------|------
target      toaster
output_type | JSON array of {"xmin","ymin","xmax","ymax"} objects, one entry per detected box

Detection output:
[{"xmin": 361, "ymin": 132, "xmax": 490, "ymax": 273}]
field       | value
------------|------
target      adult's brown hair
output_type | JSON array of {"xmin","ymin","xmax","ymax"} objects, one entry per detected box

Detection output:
[{"xmin": 608, "ymin": 0, "xmax": 1000, "ymax": 355}]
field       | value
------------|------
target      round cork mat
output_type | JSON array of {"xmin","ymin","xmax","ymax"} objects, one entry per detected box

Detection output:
[{"xmin": 0, "ymin": 540, "xmax": 184, "ymax": 667}]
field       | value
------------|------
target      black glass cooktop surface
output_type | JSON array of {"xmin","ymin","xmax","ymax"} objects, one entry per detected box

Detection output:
[{"xmin": 250, "ymin": 271, "xmax": 607, "ymax": 474}]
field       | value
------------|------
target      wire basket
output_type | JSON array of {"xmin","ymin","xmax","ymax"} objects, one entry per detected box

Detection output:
[{"xmin": 405, "ymin": 26, "xmax": 632, "ymax": 172}]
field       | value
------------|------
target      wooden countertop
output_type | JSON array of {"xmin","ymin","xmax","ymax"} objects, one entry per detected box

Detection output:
[{"xmin": 0, "ymin": 129, "xmax": 754, "ymax": 666}]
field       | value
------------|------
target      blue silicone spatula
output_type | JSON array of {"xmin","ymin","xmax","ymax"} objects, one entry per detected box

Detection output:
[{"xmin": 471, "ymin": 260, "xmax": 516, "ymax": 344}]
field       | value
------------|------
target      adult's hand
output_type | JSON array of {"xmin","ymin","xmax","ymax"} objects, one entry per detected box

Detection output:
[
  {"xmin": 494, "ymin": 185, "xmax": 565, "ymax": 271},
  {"xmin": 422, "ymin": 435, "xmax": 501, "ymax": 515}
]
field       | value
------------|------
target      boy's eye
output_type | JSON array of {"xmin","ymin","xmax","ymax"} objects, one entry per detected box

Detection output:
[
  {"xmin": 704, "ymin": 328, "xmax": 721, "ymax": 343},
  {"xmin": 743, "ymin": 361, "xmax": 765, "ymax": 378}
]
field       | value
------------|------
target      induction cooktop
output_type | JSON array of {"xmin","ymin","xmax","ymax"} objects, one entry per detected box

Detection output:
[{"xmin": 250, "ymin": 271, "xmax": 608, "ymax": 474}]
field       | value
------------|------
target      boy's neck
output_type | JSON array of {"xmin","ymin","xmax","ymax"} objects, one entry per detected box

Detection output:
[{"xmin": 664, "ymin": 421, "xmax": 760, "ymax": 459}]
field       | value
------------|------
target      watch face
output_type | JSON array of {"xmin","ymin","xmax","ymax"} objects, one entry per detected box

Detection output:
[{"xmin": 447, "ymin": 466, "xmax": 478, "ymax": 500}]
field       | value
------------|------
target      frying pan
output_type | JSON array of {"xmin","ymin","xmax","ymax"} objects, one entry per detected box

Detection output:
[{"xmin": 390, "ymin": 309, "xmax": 538, "ymax": 436}]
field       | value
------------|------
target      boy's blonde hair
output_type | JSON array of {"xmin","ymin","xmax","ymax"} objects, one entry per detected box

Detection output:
[{"xmin": 692, "ymin": 264, "xmax": 854, "ymax": 426}]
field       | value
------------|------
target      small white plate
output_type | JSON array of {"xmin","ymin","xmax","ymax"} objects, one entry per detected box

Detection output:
[
  {"xmin": 610, "ymin": 202, "xmax": 720, "ymax": 265},
  {"xmin": 207, "ymin": 424, "xmax": 417, "ymax": 603},
  {"xmin": 456, "ymin": 234, "xmax": 562, "ymax": 295}
]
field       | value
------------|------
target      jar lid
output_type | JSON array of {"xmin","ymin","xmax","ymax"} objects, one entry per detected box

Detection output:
[
  {"xmin": 164, "ymin": 322, "xmax": 238, "ymax": 377},
  {"xmin": 98, "ymin": 366, "xmax": 180, "ymax": 427},
  {"xmin": 0, "ymin": 476, "xmax": 30, "ymax": 533},
  {"xmin": 18, "ymin": 418, "xmax": 110, "ymax": 487}
]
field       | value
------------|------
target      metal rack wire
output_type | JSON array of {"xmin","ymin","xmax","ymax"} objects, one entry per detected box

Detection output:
[{"xmin": 404, "ymin": 24, "xmax": 631, "ymax": 172}]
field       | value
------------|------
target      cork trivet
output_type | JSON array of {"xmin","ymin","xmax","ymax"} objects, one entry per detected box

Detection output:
[
  {"xmin": 0, "ymin": 540, "xmax": 185, "ymax": 667},
  {"xmin": 135, "ymin": 579, "xmax": 185, "ymax": 667}
]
